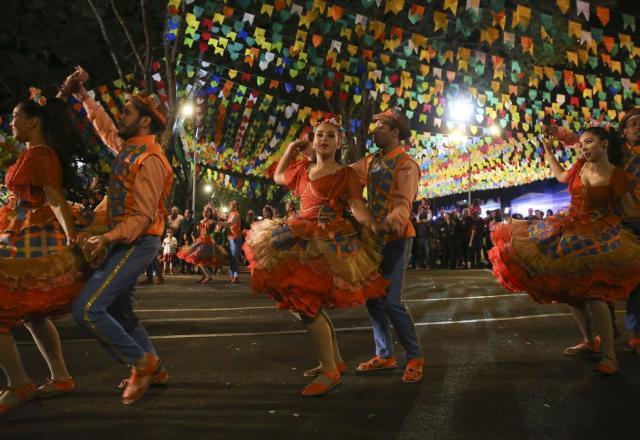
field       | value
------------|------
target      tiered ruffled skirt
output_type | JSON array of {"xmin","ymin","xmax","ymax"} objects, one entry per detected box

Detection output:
[
  {"xmin": 489, "ymin": 215, "xmax": 640, "ymax": 305},
  {"xmin": 0, "ymin": 202, "xmax": 104, "ymax": 332},
  {"xmin": 177, "ymin": 236, "xmax": 228, "ymax": 267},
  {"xmin": 243, "ymin": 217, "xmax": 388, "ymax": 317}
]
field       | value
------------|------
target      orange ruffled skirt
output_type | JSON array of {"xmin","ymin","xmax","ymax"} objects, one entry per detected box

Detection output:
[
  {"xmin": 177, "ymin": 236, "xmax": 228, "ymax": 267},
  {"xmin": 0, "ymin": 202, "xmax": 105, "ymax": 332},
  {"xmin": 489, "ymin": 216, "xmax": 640, "ymax": 305},
  {"xmin": 243, "ymin": 217, "xmax": 388, "ymax": 317}
]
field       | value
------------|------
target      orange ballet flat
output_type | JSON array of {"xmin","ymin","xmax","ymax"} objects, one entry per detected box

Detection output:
[
  {"xmin": 355, "ymin": 356, "xmax": 397, "ymax": 373},
  {"xmin": 0, "ymin": 382, "xmax": 37, "ymax": 416},
  {"xmin": 302, "ymin": 369, "xmax": 341, "ymax": 396},
  {"xmin": 303, "ymin": 361, "xmax": 347, "ymax": 377},
  {"xmin": 36, "ymin": 377, "xmax": 76, "ymax": 398}
]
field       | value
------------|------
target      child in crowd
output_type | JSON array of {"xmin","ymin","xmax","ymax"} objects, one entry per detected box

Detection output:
[{"xmin": 162, "ymin": 229, "xmax": 179, "ymax": 275}]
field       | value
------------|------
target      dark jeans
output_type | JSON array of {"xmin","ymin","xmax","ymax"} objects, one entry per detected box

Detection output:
[{"xmin": 413, "ymin": 237, "xmax": 430, "ymax": 268}]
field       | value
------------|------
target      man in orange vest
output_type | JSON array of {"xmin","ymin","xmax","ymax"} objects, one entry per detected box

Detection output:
[
  {"xmin": 65, "ymin": 67, "xmax": 174, "ymax": 405},
  {"xmin": 351, "ymin": 107, "xmax": 425, "ymax": 382}
]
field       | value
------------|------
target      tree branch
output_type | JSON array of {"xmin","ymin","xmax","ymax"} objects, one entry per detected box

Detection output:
[
  {"xmin": 109, "ymin": 0, "xmax": 145, "ymax": 74},
  {"xmin": 86, "ymin": 0, "xmax": 128, "ymax": 91},
  {"xmin": 141, "ymin": 0, "xmax": 153, "ymax": 93}
]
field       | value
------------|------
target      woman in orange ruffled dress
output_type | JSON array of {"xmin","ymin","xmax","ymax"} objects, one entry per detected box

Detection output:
[
  {"xmin": 489, "ymin": 121, "xmax": 640, "ymax": 375},
  {"xmin": 244, "ymin": 116, "xmax": 389, "ymax": 396},
  {"xmin": 177, "ymin": 205, "xmax": 228, "ymax": 284},
  {"xmin": 0, "ymin": 89, "xmax": 101, "ymax": 414}
]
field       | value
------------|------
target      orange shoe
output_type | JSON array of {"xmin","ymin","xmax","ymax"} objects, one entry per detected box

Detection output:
[
  {"xmin": 355, "ymin": 356, "xmax": 397, "ymax": 373},
  {"xmin": 121, "ymin": 353, "xmax": 161, "ymax": 405},
  {"xmin": 563, "ymin": 336, "xmax": 601, "ymax": 356},
  {"xmin": 36, "ymin": 377, "xmax": 76, "ymax": 398},
  {"xmin": 118, "ymin": 367, "xmax": 169, "ymax": 389},
  {"xmin": 0, "ymin": 382, "xmax": 37, "ymax": 416},
  {"xmin": 303, "ymin": 362, "xmax": 348, "ymax": 377},
  {"xmin": 402, "ymin": 357, "xmax": 425, "ymax": 383},
  {"xmin": 301, "ymin": 369, "xmax": 341, "ymax": 396},
  {"xmin": 624, "ymin": 337, "xmax": 640, "ymax": 355},
  {"xmin": 594, "ymin": 356, "xmax": 618, "ymax": 376}
]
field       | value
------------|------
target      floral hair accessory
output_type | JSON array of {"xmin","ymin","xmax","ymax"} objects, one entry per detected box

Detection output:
[
  {"xmin": 584, "ymin": 120, "xmax": 613, "ymax": 132},
  {"xmin": 29, "ymin": 87, "xmax": 47, "ymax": 107},
  {"xmin": 312, "ymin": 114, "xmax": 345, "ymax": 133}
]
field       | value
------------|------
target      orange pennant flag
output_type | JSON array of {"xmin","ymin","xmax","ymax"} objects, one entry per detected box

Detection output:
[{"xmin": 596, "ymin": 6, "xmax": 610, "ymax": 26}]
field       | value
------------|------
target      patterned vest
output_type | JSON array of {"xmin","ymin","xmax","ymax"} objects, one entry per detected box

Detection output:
[
  {"xmin": 623, "ymin": 142, "xmax": 640, "ymax": 201},
  {"xmin": 108, "ymin": 139, "xmax": 173, "ymax": 236},
  {"xmin": 367, "ymin": 150, "xmax": 418, "ymax": 240}
]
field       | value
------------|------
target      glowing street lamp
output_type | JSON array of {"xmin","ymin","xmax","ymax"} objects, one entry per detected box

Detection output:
[
  {"xmin": 449, "ymin": 98, "xmax": 474, "ymax": 122},
  {"xmin": 204, "ymin": 184, "xmax": 212, "ymax": 193},
  {"xmin": 180, "ymin": 102, "xmax": 194, "ymax": 118},
  {"xmin": 489, "ymin": 125, "xmax": 501, "ymax": 136}
]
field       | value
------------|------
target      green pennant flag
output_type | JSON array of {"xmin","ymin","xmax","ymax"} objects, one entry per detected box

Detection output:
[
  {"xmin": 540, "ymin": 13, "xmax": 553, "ymax": 30},
  {"xmin": 625, "ymin": 60, "xmax": 637, "ymax": 77},
  {"xmin": 622, "ymin": 14, "xmax": 636, "ymax": 32}
]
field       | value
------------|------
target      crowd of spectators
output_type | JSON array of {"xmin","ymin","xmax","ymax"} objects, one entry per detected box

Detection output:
[{"xmin": 410, "ymin": 199, "xmax": 554, "ymax": 270}]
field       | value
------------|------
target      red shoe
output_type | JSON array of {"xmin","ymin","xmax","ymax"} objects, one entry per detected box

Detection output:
[
  {"xmin": 402, "ymin": 357, "xmax": 425, "ymax": 383},
  {"xmin": 563, "ymin": 336, "xmax": 601, "ymax": 356},
  {"xmin": 121, "ymin": 353, "xmax": 161, "ymax": 405},
  {"xmin": 624, "ymin": 337, "xmax": 640, "ymax": 354},
  {"xmin": 36, "ymin": 377, "xmax": 76, "ymax": 398},
  {"xmin": 139, "ymin": 279, "xmax": 153, "ymax": 285},
  {"xmin": 303, "ymin": 362, "xmax": 348, "ymax": 377},
  {"xmin": 231, "ymin": 276, "xmax": 240, "ymax": 284},
  {"xmin": 118, "ymin": 368, "xmax": 169, "ymax": 389},
  {"xmin": 0, "ymin": 382, "xmax": 37, "ymax": 415},
  {"xmin": 355, "ymin": 356, "xmax": 397, "ymax": 373},
  {"xmin": 302, "ymin": 369, "xmax": 341, "ymax": 396},
  {"xmin": 594, "ymin": 356, "xmax": 618, "ymax": 376}
]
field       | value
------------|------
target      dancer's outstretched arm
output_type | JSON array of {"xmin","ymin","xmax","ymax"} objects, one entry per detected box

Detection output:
[{"xmin": 63, "ymin": 66, "xmax": 125, "ymax": 154}]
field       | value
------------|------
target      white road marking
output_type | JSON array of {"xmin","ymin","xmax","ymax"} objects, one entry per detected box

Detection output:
[{"xmin": 18, "ymin": 311, "xmax": 589, "ymax": 345}]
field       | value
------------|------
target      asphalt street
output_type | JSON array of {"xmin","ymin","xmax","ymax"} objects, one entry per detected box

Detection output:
[{"xmin": 1, "ymin": 269, "xmax": 638, "ymax": 440}]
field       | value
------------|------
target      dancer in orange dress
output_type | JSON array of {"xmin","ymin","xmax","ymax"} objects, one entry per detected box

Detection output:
[
  {"xmin": 489, "ymin": 121, "xmax": 640, "ymax": 375},
  {"xmin": 244, "ymin": 116, "xmax": 389, "ymax": 396},
  {"xmin": 177, "ymin": 205, "xmax": 227, "ymax": 284},
  {"xmin": 0, "ymin": 89, "xmax": 101, "ymax": 414}
]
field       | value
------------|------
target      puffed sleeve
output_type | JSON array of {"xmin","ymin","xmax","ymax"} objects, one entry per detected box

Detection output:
[
  {"xmin": 327, "ymin": 167, "xmax": 364, "ymax": 210},
  {"xmin": 611, "ymin": 168, "xmax": 632, "ymax": 201},
  {"xmin": 282, "ymin": 158, "xmax": 310, "ymax": 194},
  {"xmin": 8, "ymin": 146, "xmax": 62, "ymax": 189},
  {"xmin": 342, "ymin": 166, "xmax": 365, "ymax": 201}
]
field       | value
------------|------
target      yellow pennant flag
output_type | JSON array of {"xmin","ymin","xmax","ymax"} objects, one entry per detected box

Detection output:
[
  {"xmin": 443, "ymin": 0, "xmax": 458, "ymax": 15},
  {"xmin": 434, "ymin": 11, "xmax": 448, "ymax": 32},
  {"xmin": 260, "ymin": 4, "xmax": 274, "ymax": 17},
  {"xmin": 384, "ymin": 0, "xmax": 404, "ymax": 15},
  {"xmin": 567, "ymin": 21, "xmax": 581, "ymax": 38},
  {"xmin": 556, "ymin": 0, "xmax": 570, "ymax": 14}
]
